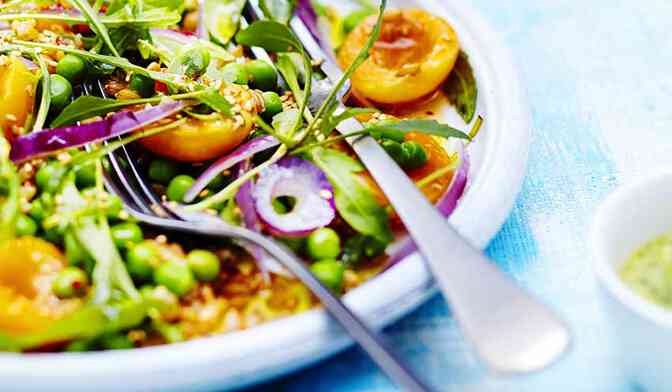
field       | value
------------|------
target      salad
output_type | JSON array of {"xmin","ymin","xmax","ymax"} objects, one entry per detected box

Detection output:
[{"xmin": 0, "ymin": 0, "xmax": 479, "ymax": 352}]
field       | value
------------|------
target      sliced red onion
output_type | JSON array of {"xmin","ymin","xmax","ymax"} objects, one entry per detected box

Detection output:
[
  {"xmin": 10, "ymin": 101, "xmax": 184, "ymax": 162},
  {"xmin": 385, "ymin": 143, "xmax": 470, "ymax": 267},
  {"xmin": 183, "ymin": 135, "xmax": 280, "ymax": 202},
  {"xmin": 252, "ymin": 157, "xmax": 335, "ymax": 237},
  {"xmin": 235, "ymin": 161, "xmax": 290, "ymax": 279}
]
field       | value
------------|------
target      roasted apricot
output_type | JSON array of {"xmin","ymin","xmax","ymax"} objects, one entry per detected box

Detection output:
[
  {"xmin": 0, "ymin": 56, "xmax": 38, "ymax": 140},
  {"xmin": 338, "ymin": 9, "xmax": 459, "ymax": 104},
  {"xmin": 139, "ymin": 112, "xmax": 254, "ymax": 162},
  {"xmin": 0, "ymin": 237, "xmax": 81, "ymax": 335}
]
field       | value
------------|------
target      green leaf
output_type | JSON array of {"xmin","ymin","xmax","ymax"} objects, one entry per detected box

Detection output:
[
  {"xmin": 259, "ymin": 0, "xmax": 296, "ymax": 24},
  {"xmin": 197, "ymin": 89, "xmax": 233, "ymax": 116},
  {"xmin": 367, "ymin": 119, "xmax": 470, "ymax": 140},
  {"xmin": 443, "ymin": 51, "xmax": 478, "ymax": 123},
  {"xmin": 271, "ymin": 108, "xmax": 300, "ymax": 138},
  {"xmin": 50, "ymin": 96, "xmax": 142, "ymax": 127},
  {"xmin": 0, "ymin": 300, "xmax": 146, "ymax": 351},
  {"xmin": 235, "ymin": 20, "xmax": 303, "ymax": 53},
  {"xmin": 203, "ymin": 0, "xmax": 246, "ymax": 45},
  {"xmin": 67, "ymin": 0, "xmax": 120, "ymax": 57},
  {"xmin": 321, "ymin": 107, "xmax": 376, "ymax": 134},
  {"xmin": 309, "ymin": 148, "xmax": 392, "ymax": 243},
  {"xmin": 275, "ymin": 53, "xmax": 303, "ymax": 98}
]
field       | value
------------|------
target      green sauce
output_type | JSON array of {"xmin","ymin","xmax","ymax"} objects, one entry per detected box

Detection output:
[{"xmin": 620, "ymin": 233, "xmax": 672, "ymax": 308}]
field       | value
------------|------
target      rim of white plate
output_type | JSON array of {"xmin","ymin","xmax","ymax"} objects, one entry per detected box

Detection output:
[{"xmin": 0, "ymin": 1, "xmax": 530, "ymax": 390}]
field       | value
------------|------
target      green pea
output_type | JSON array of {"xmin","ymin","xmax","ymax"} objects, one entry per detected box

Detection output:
[
  {"xmin": 262, "ymin": 91, "xmax": 283, "ymax": 119},
  {"xmin": 128, "ymin": 73, "xmax": 155, "ymax": 98},
  {"xmin": 140, "ymin": 285, "xmax": 180, "ymax": 317},
  {"xmin": 381, "ymin": 139, "xmax": 410, "ymax": 168},
  {"xmin": 100, "ymin": 333, "xmax": 134, "ymax": 350},
  {"xmin": 154, "ymin": 260, "xmax": 196, "ymax": 297},
  {"xmin": 148, "ymin": 159, "xmax": 178, "ymax": 184},
  {"xmin": 56, "ymin": 54, "xmax": 87, "ymax": 83},
  {"xmin": 35, "ymin": 161, "xmax": 66, "ymax": 193},
  {"xmin": 110, "ymin": 222, "xmax": 143, "ymax": 249},
  {"xmin": 310, "ymin": 259, "xmax": 345, "ymax": 292},
  {"xmin": 52, "ymin": 266, "xmax": 88, "ymax": 299},
  {"xmin": 187, "ymin": 249, "xmax": 220, "ymax": 282},
  {"xmin": 401, "ymin": 141, "xmax": 428, "ymax": 169},
  {"xmin": 179, "ymin": 47, "xmax": 211, "ymax": 78},
  {"xmin": 245, "ymin": 59, "xmax": 277, "ymax": 91},
  {"xmin": 127, "ymin": 241, "xmax": 161, "ymax": 281},
  {"xmin": 49, "ymin": 74, "xmax": 73, "ymax": 112},
  {"xmin": 166, "ymin": 174, "xmax": 195, "ymax": 202},
  {"xmin": 222, "ymin": 62, "xmax": 249, "ymax": 85},
  {"xmin": 15, "ymin": 214, "xmax": 37, "ymax": 236},
  {"xmin": 106, "ymin": 194, "xmax": 124, "ymax": 220},
  {"xmin": 343, "ymin": 8, "xmax": 374, "ymax": 33},
  {"xmin": 28, "ymin": 198, "xmax": 46, "ymax": 222},
  {"xmin": 75, "ymin": 162, "xmax": 96, "ymax": 189},
  {"xmin": 306, "ymin": 228, "xmax": 341, "ymax": 260},
  {"xmin": 64, "ymin": 231, "xmax": 88, "ymax": 267}
]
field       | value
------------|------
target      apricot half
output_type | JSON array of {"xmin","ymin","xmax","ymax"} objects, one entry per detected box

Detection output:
[
  {"xmin": 0, "ymin": 237, "xmax": 79, "ymax": 335},
  {"xmin": 338, "ymin": 9, "xmax": 459, "ymax": 105},
  {"xmin": 139, "ymin": 112, "xmax": 254, "ymax": 162},
  {"xmin": 0, "ymin": 56, "xmax": 38, "ymax": 139}
]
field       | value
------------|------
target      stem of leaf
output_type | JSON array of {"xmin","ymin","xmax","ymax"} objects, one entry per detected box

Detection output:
[
  {"xmin": 31, "ymin": 54, "xmax": 51, "ymax": 132},
  {"xmin": 290, "ymin": 129, "xmax": 369, "ymax": 155},
  {"xmin": 185, "ymin": 144, "xmax": 288, "ymax": 211}
]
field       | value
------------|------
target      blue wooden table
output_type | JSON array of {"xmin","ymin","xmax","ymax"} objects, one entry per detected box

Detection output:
[{"xmin": 249, "ymin": 0, "xmax": 672, "ymax": 390}]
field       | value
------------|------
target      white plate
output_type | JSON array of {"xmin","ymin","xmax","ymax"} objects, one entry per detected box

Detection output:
[{"xmin": 0, "ymin": 1, "xmax": 530, "ymax": 390}]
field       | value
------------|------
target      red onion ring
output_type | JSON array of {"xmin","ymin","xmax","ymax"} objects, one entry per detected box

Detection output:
[
  {"xmin": 385, "ymin": 142, "xmax": 470, "ymax": 267},
  {"xmin": 10, "ymin": 101, "xmax": 184, "ymax": 163},
  {"xmin": 183, "ymin": 136, "xmax": 280, "ymax": 202},
  {"xmin": 252, "ymin": 157, "xmax": 335, "ymax": 237},
  {"xmin": 235, "ymin": 161, "xmax": 289, "ymax": 279}
]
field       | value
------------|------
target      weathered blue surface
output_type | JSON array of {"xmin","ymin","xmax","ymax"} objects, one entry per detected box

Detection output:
[{"xmin": 249, "ymin": 0, "xmax": 672, "ymax": 390}]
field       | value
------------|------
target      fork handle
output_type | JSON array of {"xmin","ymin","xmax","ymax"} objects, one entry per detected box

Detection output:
[{"xmin": 140, "ymin": 216, "xmax": 432, "ymax": 392}]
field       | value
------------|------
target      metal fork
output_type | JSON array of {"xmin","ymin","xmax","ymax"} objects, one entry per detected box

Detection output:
[
  {"xmin": 245, "ymin": 2, "xmax": 572, "ymax": 374},
  {"xmin": 81, "ymin": 83, "xmax": 432, "ymax": 390}
]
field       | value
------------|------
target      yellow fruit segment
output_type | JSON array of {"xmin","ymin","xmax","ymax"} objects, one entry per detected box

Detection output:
[
  {"xmin": 338, "ymin": 9, "xmax": 459, "ymax": 105},
  {"xmin": 0, "ymin": 56, "xmax": 38, "ymax": 140},
  {"xmin": 140, "ymin": 112, "xmax": 254, "ymax": 162},
  {"xmin": 0, "ymin": 237, "xmax": 78, "ymax": 335}
]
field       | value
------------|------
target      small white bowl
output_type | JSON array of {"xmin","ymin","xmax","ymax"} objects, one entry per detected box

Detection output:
[{"xmin": 592, "ymin": 170, "xmax": 672, "ymax": 391}]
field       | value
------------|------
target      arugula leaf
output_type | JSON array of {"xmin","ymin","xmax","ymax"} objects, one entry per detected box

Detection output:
[
  {"xmin": 197, "ymin": 89, "xmax": 233, "ymax": 116},
  {"xmin": 67, "ymin": 0, "xmax": 120, "ymax": 57},
  {"xmin": 0, "ymin": 301, "xmax": 145, "ymax": 351},
  {"xmin": 275, "ymin": 53, "xmax": 303, "ymax": 99},
  {"xmin": 271, "ymin": 108, "xmax": 300, "ymax": 138},
  {"xmin": 320, "ymin": 107, "xmax": 376, "ymax": 135},
  {"xmin": 366, "ymin": 119, "xmax": 470, "ymax": 140},
  {"xmin": 235, "ymin": 20, "xmax": 303, "ymax": 53},
  {"xmin": 443, "ymin": 51, "xmax": 478, "ymax": 123},
  {"xmin": 309, "ymin": 147, "xmax": 392, "ymax": 243},
  {"xmin": 203, "ymin": 0, "xmax": 246, "ymax": 45},
  {"xmin": 259, "ymin": 0, "xmax": 296, "ymax": 24}
]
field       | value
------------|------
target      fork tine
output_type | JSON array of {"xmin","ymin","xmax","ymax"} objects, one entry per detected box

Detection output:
[{"xmin": 85, "ymin": 81, "xmax": 179, "ymax": 219}]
